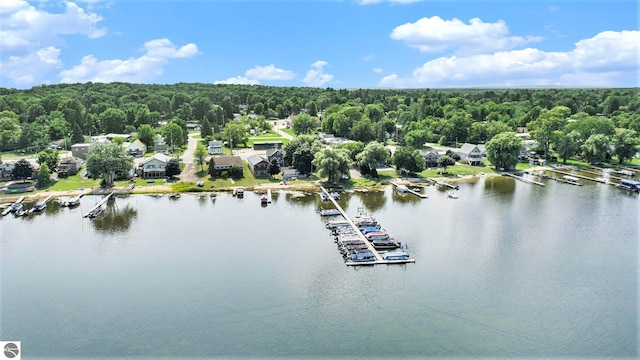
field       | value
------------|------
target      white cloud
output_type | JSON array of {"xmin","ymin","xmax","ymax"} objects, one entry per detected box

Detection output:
[
  {"xmin": 302, "ymin": 60, "xmax": 333, "ymax": 87},
  {"xmin": 0, "ymin": 45, "xmax": 62, "ymax": 85},
  {"xmin": 244, "ymin": 64, "xmax": 295, "ymax": 80},
  {"xmin": 214, "ymin": 76, "xmax": 260, "ymax": 85},
  {"xmin": 0, "ymin": 0, "xmax": 106, "ymax": 53},
  {"xmin": 58, "ymin": 38, "xmax": 199, "ymax": 84},
  {"xmin": 390, "ymin": 16, "xmax": 542, "ymax": 55},
  {"xmin": 363, "ymin": 54, "xmax": 375, "ymax": 62},
  {"xmin": 379, "ymin": 30, "xmax": 640, "ymax": 88},
  {"xmin": 0, "ymin": 0, "xmax": 106, "ymax": 86},
  {"xmin": 373, "ymin": 67, "xmax": 383, "ymax": 73}
]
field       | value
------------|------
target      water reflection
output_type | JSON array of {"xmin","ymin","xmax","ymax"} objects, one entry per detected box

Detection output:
[
  {"xmin": 90, "ymin": 202, "xmax": 138, "ymax": 233},
  {"xmin": 355, "ymin": 190, "xmax": 387, "ymax": 212},
  {"xmin": 484, "ymin": 176, "xmax": 516, "ymax": 193}
]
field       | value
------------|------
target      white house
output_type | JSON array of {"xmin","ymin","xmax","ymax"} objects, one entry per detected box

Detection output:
[
  {"xmin": 137, "ymin": 153, "xmax": 170, "ymax": 178},
  {"xmin": 126, "ymin": 139, "xmax": 147, "ymax": 157},
  {"xmin": 208, "ymin": 140, "xmax": 223, "ymax": 155},
  {"xmin": 457, "ymin": 143, "xmax": 486, "ymax": 166}
]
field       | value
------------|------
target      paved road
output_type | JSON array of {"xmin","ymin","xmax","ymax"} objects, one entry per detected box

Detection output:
[
  {"xmin": 178, "ymin": 133, "xmax": 200, "ymax": 182},
  {"xmin": 272, "ymin": 121, "xmax": 294, "ymax": 140}
]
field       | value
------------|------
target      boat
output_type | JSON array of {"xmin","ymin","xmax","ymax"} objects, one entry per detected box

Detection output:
[
  {"xmin": 320, "ymin": 192, "xmax": 329, "ymax": 201},
  {"xmin": 233, "ymin": 187, "xmax": 245, "ymax": 198},
  {"xmin": 60, "ymin": 194, "xmax": 83, "ymax": 207},
  {"xmin": 372, "ymin": 239, "xmax": 401, "ymax": 250},
  {"xmin": 618, "ymin": 179, "xmax": 640, "ymax": 193},
  {"xmin": 365, "ymin": 231, "xmax": 390, "ymax": 241},
  {"xmin": 31, "ymin": 199, "xmax": 47, "ymax": 212},
  {"xmin": 382, "ymin": 249, "xmax": 410, "ymax": 261},
  {"xmin": 395, "ymin": 185, "xmax": 409, "ymax": 193},
  {"xmin": 325, "ymin": 220, "xmax": 351, "ymax": 229},
  {"xmin": 261, "ymin": 195, "xmax": 268, "ymax": 205},
  {"xmin": 2, "ymin": 196, "xmax": 25, "ymax": 216},
  {"xmin": 348, "ymin": 250, "xmax": 376, "ymax": 262},
  {"xmin": 361, "ymin": 226, "xmax": 382, "ymax": 234},
  {"xmin": 168, "ymin": 193, "xmax": 181, "ymax": 199},
  {"xmin": 447, "ymin": 191, "xmax": 459, "ymax": 199},
  {"xmin": 86, "ymin": 207, "xmax": 103, "ymax": 219},
  {"xmin": 563, "ymin": 175, "xmax": 580, "ymax": 184},
  {"xmin": 320, "ymin": 208, "xmax": 341, "ymax": 216},
  {"xmin": 330, "ymin": 192, "xmax": 340, "ymax": 200}
]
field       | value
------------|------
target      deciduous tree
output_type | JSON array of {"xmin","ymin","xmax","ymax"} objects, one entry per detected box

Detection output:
[
  {"xmin": 485, "ymin": 132, "xmax": 522, "ymax": 170},
  {"xmin": 37, "ymin": 148, "xmax": 60, "ymax": 172},
  {"xmin": 612, "ymin": 129, "xmax": 638, "ymax": 165},
  {"xmin": 165, "ymin": 157, "xmax": 181, "ymax": 178},
  {"xmin": 12, "ymin": 158, "xmax": 34, "ymax": 182},
  {"xmin": 393, "ymin": 147, "xmax": 425, "ymax": 174},
  {"xmin": 581, "ymin": 134, "xmax": 610, "ymax": 164},
  {"xmin": 86, "ymin": 143, "xmax": 134, "ymax": 187},
  {"xmin": 312, "ymin": 147, "xmax": 351, "ymax": 183},
  {"xmin": 194, "ymin": 142, "xmax": 207, "ymax": 171}
]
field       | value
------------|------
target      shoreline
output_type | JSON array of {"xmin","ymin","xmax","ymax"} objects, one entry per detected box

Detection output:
[{"xmin": 0, "ymin": 170, "xmax": 518, "ymax": 205}]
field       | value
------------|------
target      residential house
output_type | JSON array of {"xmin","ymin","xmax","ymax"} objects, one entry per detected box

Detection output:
[
  {"xmin": 58, "ymin": 157, "xmax": 83, "ymax": 176},
  {"xmin": 186, "ymin": 122, "xmax": 201, "ymax": 131},
  {"xmin": 0, "ymin": 161, "xmax": 16, "ymax": 180},
  {"xmin": 281, "ymin": 167, "xmax": 300, "ymax": 180},
  {"xmin": 154, "ymin": 134, "xmax": 173, "ymax": 154},
  {"xmin": 137, "ymin": 153, "xmax": 170, "ymax": 178},
  {"xmin": 48, "ymin": 139, "xmax": 65, "ymax": 150},
  {"xmin": 419, "ymin": 149, "xmax": 442, "ymax": 168},
  {"xmin": 105, "ymin": 133, "xmax": 133, "ymax": 142},
  {"xmin": 247, "ymin": 155, "xmax": 270, "ymax": 177},
  {"xmin": 212, "ymin": 155, "xmax": 243, "ymax": 171},
  {"xmin": 208, "ymin": 140, "xmax": 223, "ymax": 155},
  {"xmin": 266, "ymin": 149, "xmax": 284, "ymax": 166},
  {"xmin": 457, "ymin": 143, "xmax": 486, "ymax": 166},
  {"xmin": 71, "ymin": 143, "xmax": 95, "ymax": 159},
  {"xmin": 126, "ymin": 139, "xmax": 147, "ymax": 157}
]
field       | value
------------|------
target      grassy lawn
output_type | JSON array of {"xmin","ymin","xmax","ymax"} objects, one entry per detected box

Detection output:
[
  {"xmin": 280, "ymin": 128, "xmax": 295, "ymax": 137},
  {"xmin": 1, "ymin": 151, "xmax": 38, "ymax": 159},
  {"xmin": 247, "ymin": 136, "xmax": 290, "ymax": 147}
]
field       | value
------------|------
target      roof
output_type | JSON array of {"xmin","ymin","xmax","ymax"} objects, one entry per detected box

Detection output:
[
  {"xmin": 208, "ymin": 140, "xmax": 223, "ymax": 147},
  {"xmin": 247, "ymin": 155, "xmax": 268, "ymax": 166},
  {"xmin": 266, "ymin": 148, "xmax": 282, "ymax": 157},
  {"xmin": 133, "ymin": 139, "xmax": 146, "ymax": 147},
  {"xmin": 139, "ymin": 153, "xmax": 170, "ymax": 165},
  {"xmin": 458, "ymin": 143, "xmax": 484, "ymax": 154},
  {"xmin": 60, "ymin": 156, "xmax": 82, "ymax": 164},
  {"xmin": 214, "ymin": 155, "xmax": 243, "ymax": 167}
]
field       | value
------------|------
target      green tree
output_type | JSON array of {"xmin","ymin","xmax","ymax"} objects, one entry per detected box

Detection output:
[
  {"xmin": 350, "ymin": 118, "xmax": 375, "ymax": 142},
  {"xmin": 292, "ymin": 143, "xmax": 314, "ymax": 174},
  {"xmin": 208, "ymin": 157, "xmax": 218, "ymax": 178},
  {"xmin": 393, "ymin": 147, "xmax": 425, "ymax": 174},
  {"xmin": 71, "ymin": 123, "xmax": 85, "ymax": 144},
  {"xmin": 37, "ymin": 148, "xmax": 60, "ymax": 172},
  {"xmin": 194, "ymin": 141, "xmax": 208, "ymax": 171},
  {"xmin": 99, "ymin": 108, "xmax": 127, "ymax": 134},
  {"xmin": 86, "ymin": 143, "xmax": 134, "ymax": 187},
  {"xmin": 137, "ymin": 124, "xmax": 155, "ymax": 150},
  {"xmin": 12, "ymin": 158, "xmax": 34, "ymax": 182},
  {"xmin": 404, "ymin": 129, "xmax": 430, "ymax": 149},
  {"xmin": 224, "ymin": 122, "xmax": 248, "ymax": 149},
  {"xmin": 581, "ymin": 134, "xmax": 610, "ymax": 164},
  {"xmin": 292, "ymin": 113, "xmax": 318, "ymax": 135},
  {"xmin": 312, "ymin": 147, "xmax": 351, "ymax": 183},
  {"xmin": 527, "ymin": 106, "xmax": 570, "ymax": 159},
  {"xmin": 612, "ymin": 129, "xmax": 638, "ymax": 165},
  {"xmin": 555, "ymin": 130, "xmax": 580, "ymax": 164},
  {"xmin": 267, "ymin": 157, "xmax": 281, "ymax": 177},
  {"xmin": 436, "ymin": 155, "xmax": 456, "ymax": 173},
  {"xmin": 165, "ymin": 158, "xmax": 181, "ymax": 178},
  {"xmin": 200, "ymin": 118, "xmax": 213, "ymax": 138},
  {"xmin": 485, "ymin": 132, "xmax": 522, "ymax": 170},
  {"xmin": 162, "ymin": 122, "xmax": 185, "ymax": 148},
  {"xmin": 37, "ymin": 162, "xmax": 51, "ymax": 186},
  {"xmin": 356, "ymin": 142, "xmax": 389, "ymax": 175}
]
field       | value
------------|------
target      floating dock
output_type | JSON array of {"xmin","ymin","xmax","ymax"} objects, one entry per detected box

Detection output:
[
  {"xmin": 504, "ymin": 172, "xmax": 545, "ymax": 186},
  {"xmin": 319, "ymin": 186, "xmax": 415, "ymax": 266},
  {"xmin": 430, "ymin": 179, "xmax": 459, "ymax": 190},
  {"xmin": 390, "ymin": 181, "xmax": 428, "ymax": 198},
  {"xmin": 2, "ymin": 196, "xmax": 25, "ymax": 216},
  {"xmin": 83, "ymin": 191, "xmax": 115, "ymax": 218}
]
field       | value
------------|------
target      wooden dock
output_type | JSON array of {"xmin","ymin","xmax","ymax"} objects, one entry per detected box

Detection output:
[
  {"xmin": 83, "ymin": 191, "xmax": 115, "ymax": 218},
  {"xmin": 545, "ymin": 168, "xmax": 605, "ymax": 185},
  {"xmin": 2, "ymin": 196, "xmax": 25, "ymax": 216},
  {"xmin": 430, "ymin": 179, "xmax": 459, "ymax": 190},
  {"xmin": 267, "ymin": 188, "xmax": 272, "ymax": 203},
  {"xmin": 390, "ymin": 182, "xmax": 428, "ymax": 198},
  {"xmin": 505, "ymin": 172, "xmax": 545, "ymax": 186},
  {"xmin": 319, "ymin": 186, "xmax": 416, "ymax": 266},
  {"xmin": 25, "ymin": 194, "xmax": 53, "ymax": 215}
]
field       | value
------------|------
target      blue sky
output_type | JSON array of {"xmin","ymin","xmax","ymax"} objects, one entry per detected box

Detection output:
[{"xmin": 1, "ymin": 0, "xmax": 638, "ymax": 89}]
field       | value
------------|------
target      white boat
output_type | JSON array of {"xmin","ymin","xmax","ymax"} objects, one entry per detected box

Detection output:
[
  {"xmin": 396, "ymin": 185, "xmax": 409, "ymax": 193},
  {"xmin": 325, "ymin": 220, "xmax": 351, "ymax": 229},
  {"xmin": 447, "ymin": 191, "xmax": 459, "ymax": 199},
  {"xmin": 382, "ymin": 249, "xmax": 410, "ymax": 261},
  {"xmin": 330, "ymin": 192, "xmax": 340, "ymax": 200},
  {"xmin": 365, "ymin": 231, "xmax": 390, "ymax": 241},
  {"xmin": 320, "ymin": 209, "xmax": 341, "ymax": 216}
]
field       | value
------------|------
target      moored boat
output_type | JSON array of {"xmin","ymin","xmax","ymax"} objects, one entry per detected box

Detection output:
[
  {"xmin": 261, "ymin": 195, "xmax": 268, "ymax": 205},
  {"xmin": 382, "ymin": 249, "xmax": 410, "ymax": 261},
  {"xmin": 618, "ymin": 179, "xmax": 640, "ymax": 192},
  {"xmin": 447, "ymin": 191, "xmax": 459, "ymax": 199},
  {"xmin": 325, "ymin": 220, "xmax": 351, "ymax": 229},
  {"xmin": 320, "ymin": 208, "xmax": 341, "ymax": 216},
  {"xmin": 365, "ymin": 231, "xmax": 390, "ymax": 241}
]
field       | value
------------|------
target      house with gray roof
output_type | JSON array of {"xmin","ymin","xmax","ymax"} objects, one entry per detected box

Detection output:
[
  {"xmin": 457, "ymin": 143, "xmax": 485, "ymax": 166},
  {"xmin": 247, "ymin": 155, "xmax": 270, "ymax": 177}
]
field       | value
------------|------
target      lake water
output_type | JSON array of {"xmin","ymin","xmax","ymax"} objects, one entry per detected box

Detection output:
[{"xmin": 1, "ymin": 175, "xmax": 638, "ymax": 359}]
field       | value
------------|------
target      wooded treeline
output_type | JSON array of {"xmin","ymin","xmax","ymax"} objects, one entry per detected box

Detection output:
[{"xmin": 0, "ymin": 82, "xmax": 638, "ymax": 155}]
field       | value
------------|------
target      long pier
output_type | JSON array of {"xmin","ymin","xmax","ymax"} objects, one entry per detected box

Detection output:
[
  {"xmin": 430, "ymin": 179, "xmax": 459, "ymax": 190},
  {"xmin": 504, "ymin": 172, "xmax": 545, "ymax": 186},
  {"xmin": 319, "ymin": 186, "xmax": 416, "ymax": 266},
  {"xmin": 545, "ymin": 168, "xmax": 609, "ymax": 186},
  {"xmin": 83, "ymin": 191, "xmax": 115, "ymax": 218}
]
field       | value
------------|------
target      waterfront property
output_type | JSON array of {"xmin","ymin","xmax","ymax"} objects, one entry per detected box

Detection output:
[
  {"xmin": 126, "ymin": 139, "xmax": 147, "ymax": 157},
  {"xmin": 71, "ymin": 143, "xmax": 95, "ymax": 160},
  {"xmin": 137, "ymin": 153, "xmax": 170, "ymax": 178},
  {"xmin": 212, "ymin": 155, "xmax": 243, "ymax": 171},
  {"xmin": 247, "ymin": 155, "xmax": 270, "ymax": 177},
  {"xmin": 457, "ymin": 143, "xmax": 486, "ymax": 166},
  {"xmin": 58, "ymin": 156, "xmax": 83, "ymax": 176}
]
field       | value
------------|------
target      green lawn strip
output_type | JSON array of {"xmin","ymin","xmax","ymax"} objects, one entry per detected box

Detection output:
[
  {"xmin": 280, "ymin": 128, "xmax": 295, "ymax": 137},
  {"xmin": 247, "ymin": 136, "xmax": 290, "ymax": 147}
]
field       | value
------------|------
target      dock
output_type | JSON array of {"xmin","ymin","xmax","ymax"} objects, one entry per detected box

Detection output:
[
  {"xmin": 83, "ymin": 191, "xmax": 115, "ymax": 218},
  {"xmin": 267, "ymin": 188, "xmax": 272, "ymax": 203},
  {"xmin": 390, "ymin": 181, "xmax": 428, "ymax": 198},
  {"xmin": 319, "ymin": 186, "xmax": 416, "ymax": 266},
  {"xmin": 25, "ymin": 194, "xmax": 53, "ymax": 215},
  {"xmin": 545, "ymin": 168, "xmax": 604, "ymax": 185},
  {"xmin": 430, "ymin": 179, "xmax": 459, "ymax": 190},
  {"xmin": 504, "ymin": 172, "xmax": 545, "ymax": 186},
  {"xmin": 2, "ymin": 196, "xmax": 25, "ymax": 216}
]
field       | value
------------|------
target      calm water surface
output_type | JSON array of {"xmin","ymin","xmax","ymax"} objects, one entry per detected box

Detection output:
[{"xmin": 1, "ymin": 175, "xmax": 638, "ymax": 359}]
